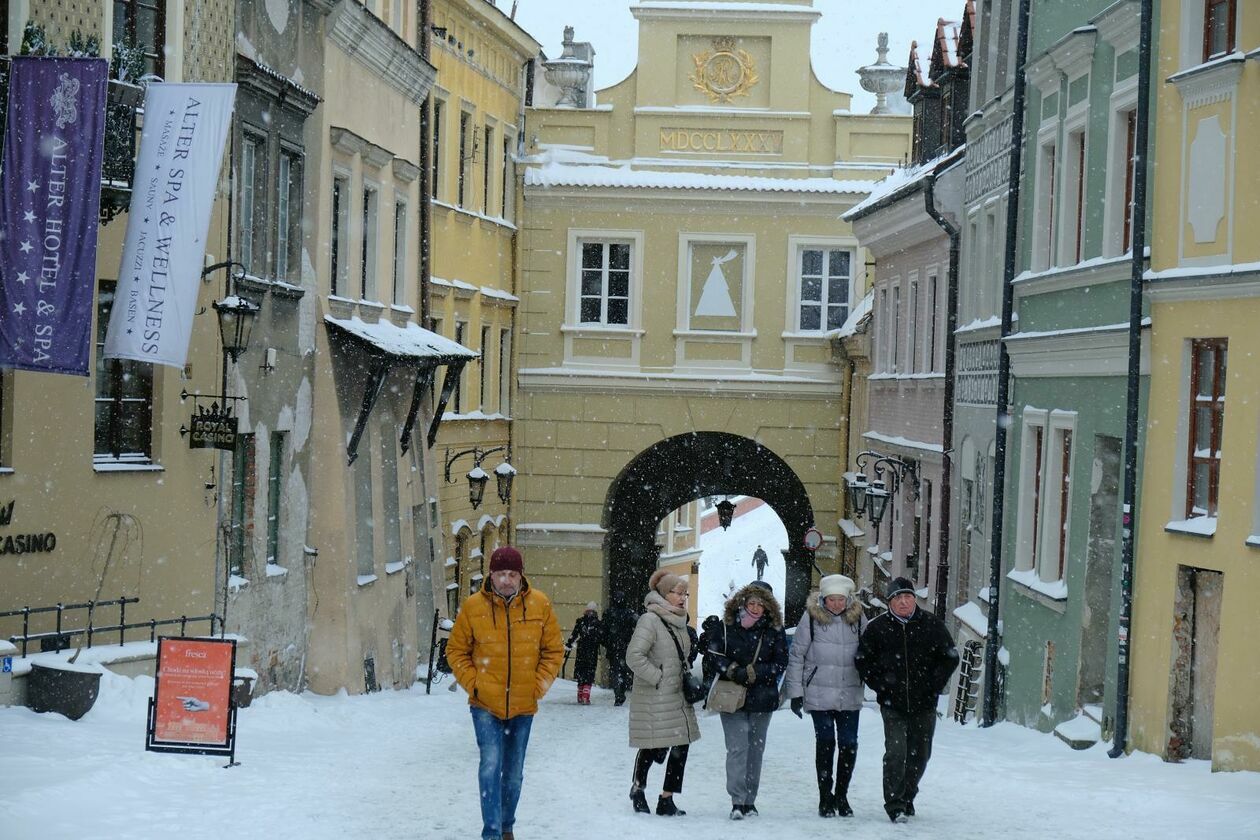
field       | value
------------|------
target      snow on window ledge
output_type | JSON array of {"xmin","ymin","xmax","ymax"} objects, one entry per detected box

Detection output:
[
  {"xmin": 228, "ymin": 574, "xmax": 249, "ymax": 592},
  {"xmin": 93, "ymin": 460, "xmax": 163, "ymax": 473},
  {"xmin": 385, "ymin": 558, "xmax": 412, "ymax": 575},
  {"xmin": 1164, "ymin": 516, "xmax": 1217, "ymax": 538},
  {"xmin": 1244, "ymin": 535, "xmax": 1260, "ymax": 549},
  {"xmin": 265, "ymin": 563, "xmax": 288, "ymax": 578},
  {"xmin": 356, "ymin": 574, "xmax": 378, "ymax": 587},
  {"xmin": 1007, "ymin": 567, "xmax": 1068, "ymax": 602}
]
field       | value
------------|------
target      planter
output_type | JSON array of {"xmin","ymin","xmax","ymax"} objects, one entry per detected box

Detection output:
[{"xmin": 27, "ymin": 663, "xmax": 102, "ymax": 721}]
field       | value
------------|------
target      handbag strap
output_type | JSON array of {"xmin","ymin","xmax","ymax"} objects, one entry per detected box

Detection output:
[{"xmin": 660, "ymin": 616, "xmax": 689, "ymax": 668}]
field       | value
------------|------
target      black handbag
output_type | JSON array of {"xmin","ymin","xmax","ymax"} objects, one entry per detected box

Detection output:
[{"xmin": 663, "ymin": 620, "xmax": 706, "ymax": 705}]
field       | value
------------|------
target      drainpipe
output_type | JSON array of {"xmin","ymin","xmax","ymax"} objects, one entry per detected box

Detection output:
[
  {"xmin": 982, "ymin": 0, "xmax": 1031, "ymax": 728},
  {"xmin": 924, "ymin": 166, "xmax": 959, "ymax": 621},
  {"xmin": 419, "ymin": 0, "xmax": 432, "ymax": 325},
  {"xmin": 1109, "ymin": 0, "xmax": 1153, "ymax": 760}
]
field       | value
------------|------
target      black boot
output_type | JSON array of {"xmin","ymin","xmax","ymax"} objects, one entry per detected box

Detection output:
[
  {"xmin": 815, "ymin": 739, "xmax": 836, "ymax": 817},
  {"xmin": 629, "ymin": 787, "xmax": 650, "ymax": 814},
  {"xmin": 656, "ymin": 796, "xmax": 685, "ymax": 816},
  {"xmin": 834, "ymin": 745, "xmax": 857, "ymax": 817}
]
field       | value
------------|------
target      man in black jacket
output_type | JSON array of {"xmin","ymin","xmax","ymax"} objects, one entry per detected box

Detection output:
[
  {"xmin": 602, "ymin": 600, "xmax": 639, "ymax": 706},
  {"xmin": 855, "ymin": 577, "xmax": 959, "ymax": 823}
]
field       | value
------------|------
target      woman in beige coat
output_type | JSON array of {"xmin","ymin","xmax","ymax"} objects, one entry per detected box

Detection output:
[{"xmin": 625, "ymin": 569, "xmax": 700, "ymax": 817}]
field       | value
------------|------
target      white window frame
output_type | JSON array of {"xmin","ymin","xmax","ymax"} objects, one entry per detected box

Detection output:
[
  {"xmin": 907, "ymin": 273, "xmax": 920, "ymax": 374},
  {"xmin": 1037, "ymin": 412, "xmax": 1076, "ymax": 583},
  {"xmin": 501, "ymin": 125, "xmax": 516, "ymax": 223},
  {"xmin": 361, "ymin": 180, "xmax": 380, "ymax": 301},
  {"xmin": 573, "ymin": 238, "xmax": 635, "ymax": 327},
  {"xmin": 498, "ymin": 326, "xmax": 512, "ymax": 416},
  {"xmin": 676, "ymin": 233, "xmax": 756, "ymax": 335},
  {"xmin": 431, "ymin": 92, "xmax": 447, "ymax": 202},
  {"xmin": 1034, "ymin": 131, "xmax": 1059, "ymax": 271},
  {"xmin": 331, "ymin": 167, "xmax": 352, "ymax": 297},
  {"xmin": 392, "ymin": 197, "xmax": 408, "ymax": 306},
  {"xmin": 562, "ymin": 229, "xmax": 645, "ymax": 367},
  {"xmin": 1057, "ymin": 83, "xmax": 1090, "ymax": 267},
  {"xmin": 783, "ymin": 237, "xmax": 856, "ymax": 335},
  {"xmin": 1014, "ymin": 407, "xmax": 1049, "ymax": 572}
]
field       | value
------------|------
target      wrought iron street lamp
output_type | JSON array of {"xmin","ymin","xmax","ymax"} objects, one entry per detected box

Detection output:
[
  {"xmin": 445, "ymin": 446, "xmax": 513, "ymax": 510},
  {"xmin": 716, "ymin": 498, "xmax": 736, "ymax": 530},
  {"xmin": 849, "ymin": 450, "xmax": 920, "ymax": 528},
  {"xmin": 845, "ymin": 472, "xmax": 869, "ymax": 518},
  {"xmin": 212, "ymin": 294, "xmax": 259, "ymax": 363}
]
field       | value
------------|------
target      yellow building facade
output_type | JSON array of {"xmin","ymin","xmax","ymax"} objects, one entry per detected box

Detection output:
[
  {"xmin": 516, "ymin": 0, "xmax": 910, "ymax": 630},
  {"xmin": 1130, "ymin": 1, "xmax": 1260, "ymax": 771},
  {"xmin": 0, "ymin": 2, "xmax": 231, "ymax": 682},
  {"xmin": 427, "ymin": 0, "xmax": 538, "ymax": 621}
]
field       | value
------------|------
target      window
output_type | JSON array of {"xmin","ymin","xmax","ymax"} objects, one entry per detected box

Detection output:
[
  {"xmin": 361, "ymin": 185, "xmax": 378, "ymax": 300},
  {"xmin": 230, "ymin": 433, "xmax": 256, "ymax": 577},
  {"xmin": 483, "ymin": 125, "xmax": 494, "ymax": 212},
  {"xmin": 457, "ymin": 111, "xmax": 470, "ymax": 207},
  {"xmin": 453, "ymin": 321, "xmax": 466, "ymax": 413},
  {"xmin": 498, "ymin": 327, "xmax": 511, "ymax": 415},
  {"xmin": 919, "ymin": 480, "xmax": 933, "ymax": 585},
  {"xmin": 1016, "ymin": 410, "xmax": 1075, "ymax": 582},
  {"xmin": 276, "ymin": 149, "xmax": 303, "ymax": 284},
  {"xmin": 1016, "ymin": 414, "xmax": 1046, "ymax": 571},
  {"xmin": 892, "ymin": 285, "xmax": 902, "ymax": 372},
  {"xmin": 1065, "ymin": 130, "xmax": 1086, "ymax": 264},
  {"xmin": 95, "ymin": 283, "xmax": 153, "ymax": 461},
  {"xmin": 1203, "ymin": 0, "xmax": 1236, "ymax": 61},
  {"xmin": 479, "ymin": 325, "xmax": 490, "ymax": 410},
  {"xmin": 1039, "ymin": 140, "xmax": 1058, "ymax": 268},
  {"xmin": 112, "ymin": 0, "xmax": 166, "ymax": 78},
  {"xmin": 266, "ymin": 432, "xmax": 284, "ymax": 565},
  {"xmin": 578, "ymin": 241, "xmax": 631, "ymax": 326},
  {"xmin": 878, "ymin": 287, "xmax": 889, "ymax": 372},
  {"xmin": 927, "ymin": 274, "xmax": 939, "ymax": 372},
  {"xmin": 1051, "ymin": 428, "xmax": 1072, "ymax": 581},
  {"xmin": 501, "ymin": 135, "xmax": 512, "ymax": 220},
  {"xmin": 354, "ymin": 436, "xmax": 375, "ymax": 577},
  {"xmin": 1187, "ymin": 339, "xmax": 1227, "ymax": 518},
  {"xmin": 907, "ymin": 279, "xmax": 919, "ymax": 373},
  {"xmin": 431, "ymin": 99, "xmax": 444, "ymax": 200},
  {"xmin": 238, "ymin": 133, "xmax": 264, "ymax": 276},
  {"xmin": 380, "ymin": 423, "xmax": 402, "ymax": 571},
  {"xmin": 797, "ymin": 248, "xmax": 852, "ymax": 331},
  {"xmin": 1122, "ymin": 110, "xmax": 1136, "ymax": 253},
  {"xmin": 331, "ymin": 175, "xmax": 348, "ymax": 295},
  {"xmin": 392, "ymin": 201, "xmax": 407, "ymax": 306}
]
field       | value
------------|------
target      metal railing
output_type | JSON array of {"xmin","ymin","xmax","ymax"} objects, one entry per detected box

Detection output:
[{"xmin": 2, "ymin": 597, "xmax": 220, "ymax": 658}]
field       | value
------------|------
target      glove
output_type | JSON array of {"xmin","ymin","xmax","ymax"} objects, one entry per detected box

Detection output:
[
  {"xmin": 790, "ymin": 697, "xmax": 803, "ymax": 718},
  {"xmin": 723, "ymin": 663, "xmax": 741, "ymax": 683}
]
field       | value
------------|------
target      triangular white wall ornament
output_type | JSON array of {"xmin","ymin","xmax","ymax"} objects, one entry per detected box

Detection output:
[{"xmin": 695, "ymin": 249, "xmax": 739, "ymax": 317}]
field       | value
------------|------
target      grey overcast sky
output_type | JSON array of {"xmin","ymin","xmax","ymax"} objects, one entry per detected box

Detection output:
[{"xmin": 509, "ymin": 0, "xmax": 966, "ymax": 113}]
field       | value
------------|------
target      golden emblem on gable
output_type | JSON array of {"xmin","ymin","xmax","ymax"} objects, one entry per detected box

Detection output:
[{"xmin": 690, "ymin": 37, "xmax": 759, "ymax": 104}]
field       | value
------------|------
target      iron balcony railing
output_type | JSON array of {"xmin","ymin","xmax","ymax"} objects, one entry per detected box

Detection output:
[{"xmin": 2, "ymin": 597, "xmax": 221, "ymax": 658}]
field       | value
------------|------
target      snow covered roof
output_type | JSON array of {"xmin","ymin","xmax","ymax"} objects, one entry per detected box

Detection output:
[
  {"xmin": 526, "ymin": 161, "xmax": 874, "ymax": 195},
  {"xmin": 324, "ymin": 315, "xmax": 478, "ymax": 363},
  {"xmin": 842, "ymin": 148, "xmax": 954, "ymax": 220},
  {"xmin": 936, "ymin": 18, "xmax": 963, "ymax": 70},
  {"xmin": 907, "ymin": 40, "xmax": 932, "ymax": 90}
]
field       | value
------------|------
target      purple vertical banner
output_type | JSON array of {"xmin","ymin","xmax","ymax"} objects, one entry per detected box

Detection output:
[{"xmin": 0, "ymin": 57, "xmax": 108, "ymax": 376}]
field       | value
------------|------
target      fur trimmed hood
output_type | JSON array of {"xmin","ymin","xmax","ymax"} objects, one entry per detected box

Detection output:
[
  {"xmin": 723, "ymin": 582, "xmax": 784, "ymax": 629},
  {"xmin": 806, "ymin": 591, "xmax": 864, "ymax": 627}
]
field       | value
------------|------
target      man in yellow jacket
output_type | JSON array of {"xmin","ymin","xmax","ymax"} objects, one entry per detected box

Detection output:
[{"xmin": 447, "ymin": 546, "xmax": 564, "ymax": 840}]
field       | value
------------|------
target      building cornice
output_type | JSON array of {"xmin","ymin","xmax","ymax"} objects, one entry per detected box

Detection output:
[
  {"xmin": 1168, "ymin": 52, "xmax": 1245, "ymax": 109},
  {"xmin": 1093, "ymin": 0, "xmax": 1140, "ymax": 54},
  {"xmin": 630, "ymin": 2, "xmax": 821, "ymax": 23},
  {"xmin": 518, "ymin": 367, "xmax": 842, "ymax": 398},
  {"xmin": 1004, "ymin": 322, "xmax": 1150, "ymax": 377},
  {"xmin": 328, "ymin": 0, "xmax": 436, "ymax": 106}
]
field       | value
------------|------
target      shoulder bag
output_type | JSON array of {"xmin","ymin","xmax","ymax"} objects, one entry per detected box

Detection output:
[
  {"xmin": 661, "ymin": 619, "xmax": 706, "ymax": 705},
  {"xmin": 706, "ymin": 624, "xmax": 764, "ymax": 714}
]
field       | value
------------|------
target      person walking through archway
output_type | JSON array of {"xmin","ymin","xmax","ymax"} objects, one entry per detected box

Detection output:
[
  {"xmin": 750, "ymin": 545, "xmax": 769, "ymax": 581},
  {"xmin": 706, "ymin": 580, "xmax": 789, "ymax": 819},
  {"xmin": 566, "ymin": 602, "xmax": 603, "ymax": 705},
  {"xmin": 855, "ymin": 577, "xmax": 959, "ymax": 823},
  {"xmin": 602, "ymin": 599, "xmax": 638, "ymax": 706},
  {"xmin": 783, "ymin": 574, "xmax": 867, "ymax": 818},
  {"xmin": 625, "ymin": 570, "xmax": 700, "ymax": 817}
]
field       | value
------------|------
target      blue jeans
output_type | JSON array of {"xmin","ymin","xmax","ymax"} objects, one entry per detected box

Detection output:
[
  {"xmin": 470, "ymin": 706, "xmax": 534, "ymax": 840},
  {"xmin": 810, "ymin": 709, "xmax": 860, "ymax": 748}
]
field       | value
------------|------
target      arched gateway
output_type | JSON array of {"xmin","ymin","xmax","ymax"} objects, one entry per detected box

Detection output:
[{"xmin": 604, "ymin": 432, "xmax": 816, "ymax": 626}]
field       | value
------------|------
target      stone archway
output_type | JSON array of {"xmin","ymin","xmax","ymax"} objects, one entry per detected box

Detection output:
[{"xmin": 602, "ymin": 432, "xmax": 816, "ymax": 626}]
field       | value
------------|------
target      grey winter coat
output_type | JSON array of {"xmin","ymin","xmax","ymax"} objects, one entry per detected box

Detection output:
[
  {"xmin": 626, "ymin": 592, "xmax": 701, "ymax": 749},
  {"xmin": 783, "ymin": 593, "xmax": 867, "ymax": 713}
]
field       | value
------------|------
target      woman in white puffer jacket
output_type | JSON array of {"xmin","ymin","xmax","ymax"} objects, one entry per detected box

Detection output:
[{"xmin": 782, "ymin": 574, "xmax": 867, "ymax": 819}]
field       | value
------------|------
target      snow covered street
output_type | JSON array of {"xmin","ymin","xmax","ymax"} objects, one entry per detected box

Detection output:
[{"xmin": 3, "ymin": 670, "xmax": 1257, "ymax": 839}]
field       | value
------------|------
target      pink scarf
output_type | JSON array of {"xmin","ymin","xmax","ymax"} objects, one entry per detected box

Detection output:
[{"xmin": 739, "ymin": 608, "xmax": 759, "ymax": 629}]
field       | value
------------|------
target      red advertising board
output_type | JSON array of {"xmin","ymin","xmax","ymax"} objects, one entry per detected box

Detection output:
[{"xmin": 151, "ymin": 637, "xmax": 235, "ymax": 748}]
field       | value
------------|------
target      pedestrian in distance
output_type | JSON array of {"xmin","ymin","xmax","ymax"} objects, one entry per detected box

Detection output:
[
  {"xmin": 782, "ymin": 574, "xmax": 868, "ymax": 818},
  {"xmin": 751, "ymin": 545, "xmax": 770, "ymax": 581},
  {"xmin": 854, "ymin": 576, "xmax": 959, "ymax": 824},
  {"xmin": 446, "ymin": 546, "xmax": 565, "ymax": 840},
  {"xmin": 625, "ymin": 569, "xmax": 700, "ymax": 817},
  {"xmin": 602, "ymin": 600, "xmax": 638, "ymax": 706},
  {"xmin": 705, "ymin": 580, "xmax": 790, "ymax": 820},
  {"xmin": 566, "ymin": 602, "xmax": 603, "ymax": 705}
]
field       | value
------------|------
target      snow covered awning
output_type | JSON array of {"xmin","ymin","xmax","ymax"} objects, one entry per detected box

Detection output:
[
  {"xmin": 324, "ymin": 315, "xmax": 478, "ymax": 461},
  {"xmin": 324, "ymin": 315, "xmax": 477, "ymax": 364}
]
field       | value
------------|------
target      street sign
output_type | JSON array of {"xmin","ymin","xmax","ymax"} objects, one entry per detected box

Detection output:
[
  {"xmin": 187, "ymin": 405, "xmax": 237, "ymax": 451},
  {"xmin": 803, "ymin": 527, "xmax": 823, "ymax": 551},
  {"xmin": 2, "ymin": 656, "xmax": 11, "ymax": 673}
]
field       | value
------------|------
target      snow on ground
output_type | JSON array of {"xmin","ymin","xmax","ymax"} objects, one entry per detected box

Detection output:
[
  {"xmin": 3, "ymin": 670, "xmax": 1258, "ymax": 839},
  {"xmin": 695, "ymin": 501, "xmax": 788, "ymax": 621}
]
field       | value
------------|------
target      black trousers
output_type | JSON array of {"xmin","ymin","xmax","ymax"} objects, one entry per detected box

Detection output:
[
  {"xmin": 879, "ymin": 706, "xmax": 936, "ymax": 814},
  {"xmin": 609, "ymin": 654, "xmax": 631, "ymax": 700},
  {"xmin": 633, "ymin": 745, "xmax": 690, "ymax": 794}
]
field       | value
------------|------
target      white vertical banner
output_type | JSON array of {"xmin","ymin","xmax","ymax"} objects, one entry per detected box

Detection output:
[{"xmin": 104, "ymin": 82, "xmax": 236, "ymax": 368}]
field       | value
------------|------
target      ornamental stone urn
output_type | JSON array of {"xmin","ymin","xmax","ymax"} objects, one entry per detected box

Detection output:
[
  {"xmin": 857, "ymin": 33, "xmax": 906, "ymax": 115},
  {"xmin": 542, "ymin": 26, "xmax": 593, "ymax": 108}
]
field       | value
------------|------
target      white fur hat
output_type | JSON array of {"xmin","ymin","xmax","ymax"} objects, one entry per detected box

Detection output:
[
  {"xmin": 585, "ymin": 601, "xmax": 598, "ymax": 612},
  {"xmin": 819, "ymin": 574, "xmax": 855, "ymax": 599}
]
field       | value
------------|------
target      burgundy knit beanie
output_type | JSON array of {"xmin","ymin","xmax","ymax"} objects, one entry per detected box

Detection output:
[{"xmin": 489, "ymin": 545, "xmax": 524, "ymax": 574}]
